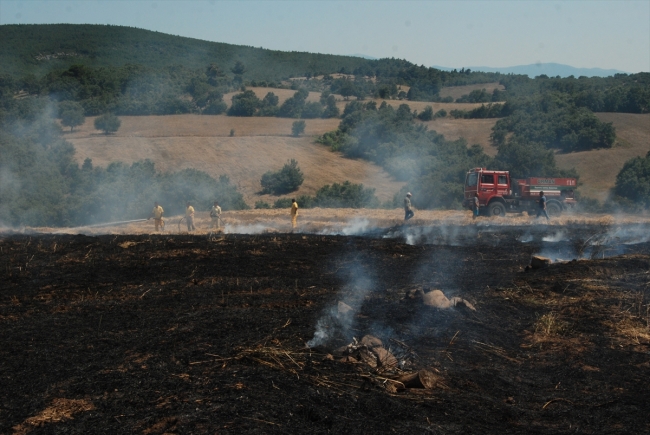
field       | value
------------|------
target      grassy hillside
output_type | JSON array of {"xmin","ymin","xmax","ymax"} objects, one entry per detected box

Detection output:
[
  {"xmin": 64, "ymin": 115, "xmax": 405, "ymax": 205},
  {"xmin": 0, "ymin": 24, "xmax": 372, "ymax": 79},
  {"xmin": 556, "ymin": 113, "xmax": 650, "ymax": 201}
]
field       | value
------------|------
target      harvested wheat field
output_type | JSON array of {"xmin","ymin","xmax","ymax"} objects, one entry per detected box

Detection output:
[
  {"xmin": 67, "ymin": 116, "xmax": 404, "ymax": 205},
  {"xmin": 224, "ymin": 86, "xmax": 488, "ymax": 113},
  {"xmin": 421, "ymin": 118, "xmax": 498, "ymax": 152},
  {"xmin": 439, "ymin": 82, "xmax": 506, "ymax": 100},
  {"xmin": 556, "ymin": 113, "xmax": 650, "ymax": 201},
  {"xmin": 21, "ymin": 208, "xmax": 650, "ymax": 237},
  {"xmin": 2, "ymin": 220, "xmax": 650, "ymax": 434}
]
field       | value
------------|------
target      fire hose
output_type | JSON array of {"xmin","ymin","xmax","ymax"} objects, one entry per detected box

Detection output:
[
  {"xmin": 178, "ymin": 216, "xmax": 225, "ymax": 232},
  {"xmin": 86, "ymin": 218, "xmax": 148, "ymax": 228}
]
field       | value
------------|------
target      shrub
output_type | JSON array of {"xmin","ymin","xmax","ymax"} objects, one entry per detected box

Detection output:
[
  {"xmin": 613, "ymin": 151, "xmax": 650, "ymax": 208},
  {"xmin": 273, "ymin": 198, "xmax": 293, "ymax": 208},
  {"xmin": 94, "ymin": 113, "xmax": 121, "ymax": 134},
  {"xmin": 260, "ymin": 159, "xmax": 304, "ymax": 194},
  {"xmin": 417, "ymin": 106, "xmax": 434, "ymax": 121},
  {"xmin": 202, "ymin": 100, "xmax": 227, "ymax": 115},
  {"xmin": 313, "ymin": 181, "xmax": 379, "ymax": 208},
  {"xmin": 291, "ymin": 120, "xmax": 306, "ymax": 137},
  {"xmin": 254, "ymin": 200, "xmax": 271, "ymax": 209}
]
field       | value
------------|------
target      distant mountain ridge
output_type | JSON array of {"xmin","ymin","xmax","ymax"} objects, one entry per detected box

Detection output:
[{"xmin": 433, "ymin": 63, "xmax": 629, "ymax": 78}]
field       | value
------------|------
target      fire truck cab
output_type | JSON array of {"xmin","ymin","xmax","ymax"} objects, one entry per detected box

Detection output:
[{"xmin": 463, "ymin": 168, "xmax": 576, "ymax": 217}]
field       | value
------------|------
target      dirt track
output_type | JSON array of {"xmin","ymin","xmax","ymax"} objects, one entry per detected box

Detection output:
[{"xmin": 1, "ymin": 224, "xmax": 649, "ymax": 434}]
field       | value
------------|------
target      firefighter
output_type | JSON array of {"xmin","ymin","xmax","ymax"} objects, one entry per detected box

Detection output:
[
  {"xmin": 404, "ymin": 192, "xmax": 414, "ymax": 221},
  {"xmin": 291, "ymin": 198, "xmax": 299, "ymax": 230},
  {"xmin": 210, "ymin": 201, "xmax": 222, "ymax": 229},
  {"xmin": 472, "ymin": 193, "xmax": 480, "ymax": 219},
  {"xmin": 185, "ymin": 202, "xmax": 196, "ymax": 231},
  {"xmin": 149, "ymin": 202, "xmax": 165, "ymax": 231},
  {"xmin": 536, "ymin": 191, "xmax": 550, "ymax": 221}
]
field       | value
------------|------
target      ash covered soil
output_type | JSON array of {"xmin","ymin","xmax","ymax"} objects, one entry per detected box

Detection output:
[{"xmin": 1, "ymin": 225, "xmax": 649, "ymax": 434}]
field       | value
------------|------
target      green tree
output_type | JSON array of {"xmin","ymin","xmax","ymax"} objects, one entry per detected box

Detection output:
[
  {"xmin": 278, "ymin": 89, "xmax": 308, "ymax": 118},
  {"xmin": 59, "ymin": 101, "xmax": 85, "ymax": 131},
  {"xmin": 614, "ymin": 151, "xmax": 650, "ymax": 208},
  {"xmin": 321, "ymin": 95, "xmax": 340, "ymax": 118},
  {"xmin": 260, "ymin": 159, "xmax": 304, "ymax": 194},
  {"xmin": 227, "ymin": 90, "xmax": 260, "ymax": 116},
  {"xmin": 94, "ymin": 113, "xmax": 121, "ymax": 134},
  {"xmin": 417, "ymin": 105, "xmax": 434, "ymax": 121},
  {"xmin": 291, "ymin": 120, "xmax": 306, "ymax": 137}
]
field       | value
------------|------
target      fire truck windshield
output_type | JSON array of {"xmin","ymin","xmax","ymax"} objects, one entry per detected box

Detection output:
[{"xmin": 466, "ymin": 172, "xmax": 478, "ymax": 187}]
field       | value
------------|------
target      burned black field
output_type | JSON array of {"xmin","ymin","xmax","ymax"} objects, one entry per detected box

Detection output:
[{"xmin": 1, "ymin": 225, "xmax": 649, "ymax": 434}]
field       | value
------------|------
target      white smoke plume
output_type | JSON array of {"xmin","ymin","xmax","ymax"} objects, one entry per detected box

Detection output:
[{"xmin": 306, "ymin": 258, "xmax": 375, "ymax": 348}]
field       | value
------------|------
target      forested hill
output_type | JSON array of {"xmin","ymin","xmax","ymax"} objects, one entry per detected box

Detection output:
[{"xmin": 0, "ymin": 24, "xmax": 375, "ymax": 79}]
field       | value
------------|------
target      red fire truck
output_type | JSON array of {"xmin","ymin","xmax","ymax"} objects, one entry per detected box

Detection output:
[{"xmin": 463, "ymin": 168, "xmax": 577, "ymax": 217}]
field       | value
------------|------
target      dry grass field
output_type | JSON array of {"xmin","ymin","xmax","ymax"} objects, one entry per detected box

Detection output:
[
  {"xmin": 25, "ymin": 208, "xmax": 650, "ymax": 236},
  {"xmin": 64, "ymin": 91, "xmax": 649, "ymax": 207},
  {"xmin": 555, "ymin": 113, "xmax": 650, "ymax": 201},
  {"xmin": 67, "ymin": 115, "xmax": 404, "ymax": 205},
  {"xmin": 422, "ymin": 117, "xmax": 498, "ymax": 151},
  {"xmin": 439, "ymin": 82, "xmax": 505, "ymax": 100},
  {"xmin": 226, "ymin": 86, "xmax": 486, "ymax": 113}
]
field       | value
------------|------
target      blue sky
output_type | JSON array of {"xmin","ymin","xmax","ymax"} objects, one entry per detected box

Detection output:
[{"xmin": 1, "ymin": 0, "xmax": 649, "ymax": 73}]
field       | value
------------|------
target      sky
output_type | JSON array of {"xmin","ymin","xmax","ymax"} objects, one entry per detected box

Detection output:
[{"xmin": 1, "ymin": 0, "xmax": 649, "ymax": 73}]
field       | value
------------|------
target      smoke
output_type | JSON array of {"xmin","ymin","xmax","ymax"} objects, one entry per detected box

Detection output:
[
  {"xmin": 318, "ymin": 217, "xmax": 372, "ymax": 236},
  {"xmin": 223, "ymin": 223, "xmax": 274, "ymax": 234},
  {"xmin": 542, "ymin": 230, "xmax": 567, "ymax": 243},
  {"xmin": 306, "ymin": 255, "xmax": 375, "ymax": 348}
]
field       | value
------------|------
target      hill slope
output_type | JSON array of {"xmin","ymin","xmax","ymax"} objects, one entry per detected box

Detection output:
[
  {"xmin": 65, "ymin": 115, "xmax": 405, "ymax": 205},
  {"xmin": 0, "ymin": 24, "xmax": 371, "ymax": 78},
  {"xmin": 555, "ymin": 113, "xmax": 650, "ymax": 201}
]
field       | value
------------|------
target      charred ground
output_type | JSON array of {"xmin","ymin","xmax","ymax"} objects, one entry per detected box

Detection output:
[{"xmin": 1, "ymin": 225, "xmax": 649, "ymax": 434}]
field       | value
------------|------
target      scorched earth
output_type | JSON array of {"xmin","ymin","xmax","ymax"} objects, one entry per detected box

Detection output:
[{"xmin": 1, "ymin": 223, "xmax": 649, "ymax": 434}]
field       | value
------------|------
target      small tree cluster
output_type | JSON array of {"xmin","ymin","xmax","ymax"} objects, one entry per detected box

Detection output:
[{"xmin": 260, "ymin": 159, "xmax": 304, "ymax": 194}]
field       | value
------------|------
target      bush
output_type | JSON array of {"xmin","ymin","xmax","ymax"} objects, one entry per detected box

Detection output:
[
  {"xmin": 227, "ymin": 90, "xmax": 260, "ymax": 116},
  {"xmin": 260, "ymin": 159, "xmax": 304, "ymax": 194},
  {"xmin": 417, "ymin": 106, "xmax": 434, "ymax": 121},
  {"xmin": 202, "ymin": 100, "xmax": 227, "ymax": 115},
  {"xmin": 301, "ymin": 102, "xmax": 323, "ymax": 119},
  {"xmin": 254, "ymin": 200, "xmax": 271, "ymax": 209},
  {"xmin": 613, "ymin": 151, "xmax": 650, "ymax": 208},
  {"xmin": 273, "ymin": 198, "xmax": 293, "ymax": 208},
  {"xmin": 94, "ymin": 113, "xmax": 121, "ymax": 134},
  {"xmin": 291, "ymin": 120, "xmax": 306, "ymax": 137},
  {"xmin": 313, "ymin": 181, "xmax": 379, "ymax": 208}
]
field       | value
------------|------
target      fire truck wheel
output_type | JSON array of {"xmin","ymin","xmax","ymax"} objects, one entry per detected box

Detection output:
[
  {"xmin": 546, "ymin": 201, "xmax": 562, "ymax": 217},
  {"xmin": 488, "ymin": 202, "xmax": 506, "ymax": 217}
]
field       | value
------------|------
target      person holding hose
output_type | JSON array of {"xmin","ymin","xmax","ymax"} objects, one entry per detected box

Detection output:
[
  {"xmin": 149, "ymin": 202, "xmax": 165, "ymax": 232},
  {"xmin": 185, "ymin": 202, "xmax": 196, "ymax": 231},
  {"xmin": 210, "ymin": 201, "xmax": 222, "ymax": 229}
]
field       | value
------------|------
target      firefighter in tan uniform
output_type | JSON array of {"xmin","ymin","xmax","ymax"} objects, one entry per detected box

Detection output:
[
  {"xmin": 291, "ymin": 198, "xmax": 298, "ymax": 230},
  {"xmin": 210, "ymin": 201, "xmax": 222, "ymax": 229},
  {"xmin": 185, "ymin": 202, "xmax": 196, "ymax": 231},
  {"xmin": 149, "ymin": 202, "xmax": 164, "ymax": 231},
  {"xmin": 404, "ymin": 192, "xmax": 414, "ymax": 221}
]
